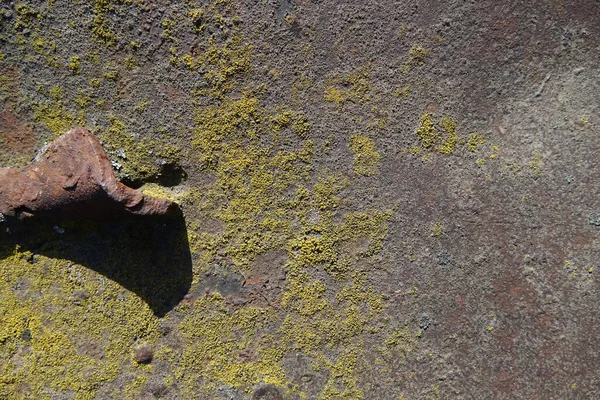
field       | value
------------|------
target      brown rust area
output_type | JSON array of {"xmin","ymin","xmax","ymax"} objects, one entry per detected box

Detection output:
[
  {"xmin": 0, "ymin": 101, "xmax": 36, "ymax": 153},
  {"xmin": 0, "ymin": 68, "xmax": 36, "ymax": 155},
  {"xmin": 0, "ymin": 127, "xmax": 177, "ymax": 218}
]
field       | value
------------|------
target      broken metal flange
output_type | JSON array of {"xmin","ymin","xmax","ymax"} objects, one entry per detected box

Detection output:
[{"xmin": 0, "ymin": 127, "xmax": 177, "ymax": 219}]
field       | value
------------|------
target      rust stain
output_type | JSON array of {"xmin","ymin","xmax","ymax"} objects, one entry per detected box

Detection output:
[
  {"xmin": 0, "ymin": 68, "xmax": 36, "ymax": 154},
  {"xmin": 0, "ymin": 101, "xmax": 36, "ymax": 153}
]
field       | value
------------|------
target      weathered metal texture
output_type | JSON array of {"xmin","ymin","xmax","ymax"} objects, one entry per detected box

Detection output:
[{"xmin": 0, "ymin": 128, "xmax": 176, "ymax": 218}]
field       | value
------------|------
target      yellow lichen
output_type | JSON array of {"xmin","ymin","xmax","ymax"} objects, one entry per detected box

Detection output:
[
  {"xmin": 69, "ymin": 55, "xmax": 81, "ymax": 74},
  {"xmin": 349, "ymin": 134, "xmax": 381, "ymax": 176},
  {"xmin": 14, "ymin": 3, "xmax": 42, "ymax": 31},
  {"xmin": 176, "ymin": 294, "xmax": 286, "ymax": 394},
  {"xmin": 90, "ymin": 0, "xmax": 123, "ymax": 47},
  {"xmin": 414, "ymin": 112, "xmax": 477, "ymax": 156},
  {"xmin": 528, "ymin": 153, "xmax": 542, "ymax": 174},
  {"xmin": 467, "ymin": 133, "xmax": 485, "ymax": 152},
  {"xmin": 33, "ymin": 85, "xmax": 81, "ymax": 136},
  {"xmin": 409, "ymin": 44, "xmax": 429, "ymax": 65},
  {"xmin": 0, "ymin": 247, "xmax": 160, "ymax": 399},
  {"xmin": 430, "ymin": 222, "xmax": 443, "ymax": 237},
  {"xmin": 416, "ymin": 112, "xmax": 438, "ymax": 149},
  {"xmin": 393, "ymin": 85, "xmax": 411, "ymax": 100},
  {"xmin": 0, "ymin": 2, "xmax": 419, "ymax": 398},
  {"xmin": 437, "ymin": 116, "xmax": 458, "ymax": 154},
  {"xmin": 324, "ymin": 66, "xmax": 372, "ymax": 109},
  {"xmin": 123, "ymin": 55, "xmax": 136, "ymax": 69}
]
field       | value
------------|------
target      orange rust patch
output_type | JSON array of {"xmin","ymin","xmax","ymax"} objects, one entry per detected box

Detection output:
[
  {"xmin": 0, "ymin": 68, "xmax": 36, "ymax": 154},
  {"xmin": 0, "ymin": 101, "xmax": 36, "ymax": 153}
]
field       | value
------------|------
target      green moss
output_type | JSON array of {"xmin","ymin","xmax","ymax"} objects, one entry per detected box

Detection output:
[{"xmin": 349, "ymin": 134, "xmax": 381, "ymax": 176}]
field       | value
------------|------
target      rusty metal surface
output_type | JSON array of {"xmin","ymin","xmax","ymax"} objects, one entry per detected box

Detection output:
[
  {"xmin": 0, "ymin": 1, "xmax": 599, "ymax": 399},
  {"xmin": 0, "ymin": 128, "xmax": 176, "ymax": 218}
]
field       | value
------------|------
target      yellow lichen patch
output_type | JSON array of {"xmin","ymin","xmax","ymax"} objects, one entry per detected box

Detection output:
[
  {"xmin": 0, "ymin": 247, "xmax": 160, "ymax": 399},
  {"xmin": 528, "ymin": 153, "xmax": 542, "ymax": 175},
  {"xmin": 73, "ymin": 89, "xmax": 92, "ymax": 109},
  {"xmin": 189, "ymin": 8, "xmax": 205, "ymax": 32},
  {"xmin": 318, "ymin": 348, "xmax": 364, "ymax": 399},
  {"xmin": 89, "ymin": 0, "xmax": 126, "ymax": 47},
  {"xmin": 393, "ymin": 85, "xmax": 411, "ymax": 100},
  {"xmin": 575, "ymin": 116, "xmax": 590, "ymax": 129},
  {"xmin": 176, "ymin": 294, "xmax": 286, "ymax": 395},
  {"xmin": 0, "ymin": 1, "xmax": 422, "ymax": 397},
  {"xmin": 187, "ymin": 38, "xmax": 398, "ymax": 394},
  {"xmin": 467, "ymin": 133, "xmax": 485, "ymax": 152},
  {"xmin": 438, "ymin": 116, "xmax": 458, "ymax": 154},
  {"xmin": 281, "ymin": 271, "xmax": 328, "ymax": 316},
  {"xmin": 381, "ymin": 327, "xmax": 415, "ymax": 358},
  {"xmin": 324, "ymin": 66, "xmax": 372, "ymax": 109},
  {"xmin": 409, "ymin": 44, "xmax": 429, "ymax": 65},
  {"xmin": 288, "ymin": 234, "xmax": 339, "ymax": 269},
  {"xmin": 30, "ymin": 34, "xmax": 57, "ymax": 57},
  {"xmin": 194, "ymin": 33, "xmax": 253, "ymax": 92},
  {"xmin": 123, "ymin": 55, "xmax": 136, "ymax": 69},
  {"xmin": 141, "ymin": 183, "xmax": 185, "ymax": 203},
  {"xmin": 190, "ymin": 91, "xmax": 320, "ymax": 269},
  {"xmin": 414, "ymin": 112, "xmax": 472, "ymax": 156},
  {"xmin": 349, "ymin": 134, "xmax": 381, "ymax": 176},
  {"xmin": 69, "ymin": 56, "xmax": 81, "ymax": 74},
  {"xmin": 97, "ymin": 116, "xmax": 182, "ymax": 183},
  {"xmin": 33, "ymin": 85, "xmax": 81, "ymax": 136},
  {"xmin": 103, "ymin": 61, "xmax": 120, "ymax": 80},
  {"xmin": 14, "ymin": 3, "xmax": 42, "ymax": 31},
  {"xmin": 416, "ymin": 112, "xmax": 439, "ymax": 149},
  {"xmin": 313, "ymin": 174, "xmax": 347, "ymax": 211},
  {"xmin": 430, "ymin": 222, "xmax": 443, "ymax": 237},
  {"xmin": 278, "ymin": 270, "xmax": 387, "ymax": 398}
]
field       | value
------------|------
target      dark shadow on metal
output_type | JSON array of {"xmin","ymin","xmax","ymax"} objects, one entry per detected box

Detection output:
[{"xmin": 0, "ymin": 208, "xmax": 192, "ymax": 318}]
